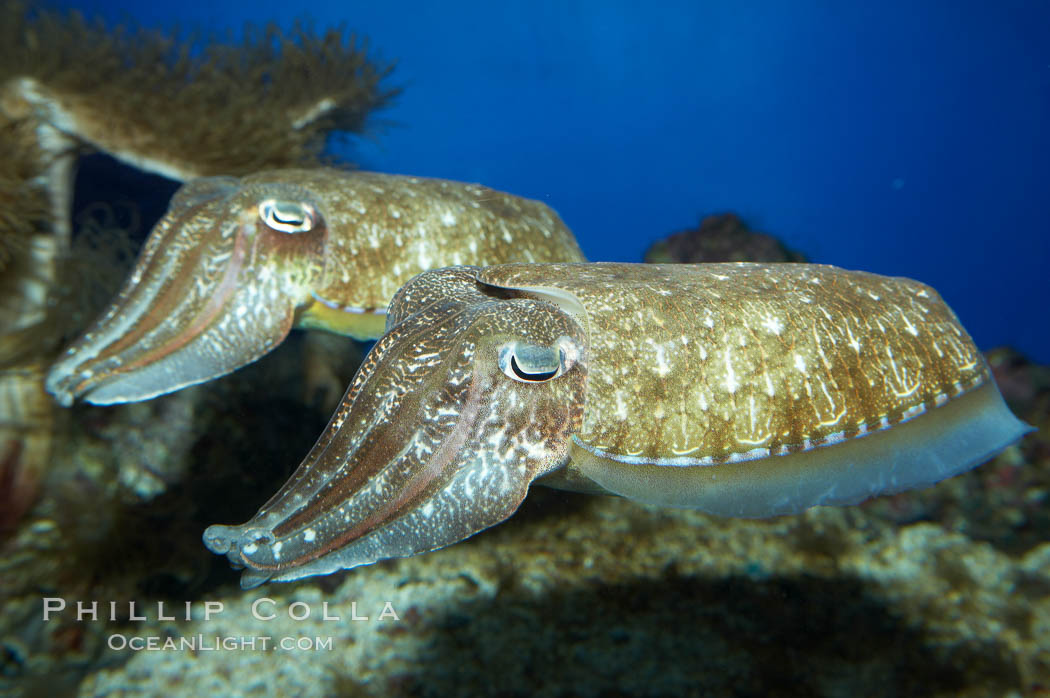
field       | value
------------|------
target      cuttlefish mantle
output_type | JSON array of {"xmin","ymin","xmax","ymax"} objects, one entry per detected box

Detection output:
[
  {"xmin": 44, "ymin": 169, "xmax": 585, "ymax": 406},
  {"xmin": 203, "ymin": 262, "xmax": 1032, "ymax": 588}
]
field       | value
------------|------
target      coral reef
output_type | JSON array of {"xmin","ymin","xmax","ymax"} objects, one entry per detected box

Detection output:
[
  {"xmin": 644, "ymin": 212, "xmax": 807, "ymax": 264},
  {"xmin": 0, "ymin": 1, "xmax": 398, "ymax": 181}
]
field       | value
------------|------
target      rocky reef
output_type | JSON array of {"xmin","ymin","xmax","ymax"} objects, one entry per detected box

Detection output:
[
  {"xmin": 73, "ymin": 494, "xmax": 1050, "ymax": 698},
  {"xmin": 644, "ymin": 212, "xmax": 808, "ymax": 264}
]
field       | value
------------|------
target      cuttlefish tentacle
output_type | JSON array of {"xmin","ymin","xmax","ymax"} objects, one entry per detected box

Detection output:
[
  {"xmin": 45, "ymin": 169, "xmax": 586, "ymax": 406},
  {"xmin": 205, "ymin": 267, "xmax": 587, "ymax": 587},
  {"xmin": 205, "ymin": 263, "xmax": 1032, "ymax": 587},
  {"xmin": 45, "ymin": 176, "xmax": 324, "ymax": 405}
]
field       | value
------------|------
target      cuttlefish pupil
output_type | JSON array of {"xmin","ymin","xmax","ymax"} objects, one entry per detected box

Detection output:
[
  {"xmin": 499, "ymin": 338, "xmax": 576, "ymax": 382},
  {"xmin": 259, "ymin": 198, "xmax": 317, "ymax": 233},
  {"xmin": 204, "ymin": 262, "xmax": 1032, "ymax": 589}
]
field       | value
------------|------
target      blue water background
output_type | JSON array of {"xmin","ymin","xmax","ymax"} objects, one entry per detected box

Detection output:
[{"xmin": 61, "ymin": 1, "xmax": 1050, "ymax": 361}]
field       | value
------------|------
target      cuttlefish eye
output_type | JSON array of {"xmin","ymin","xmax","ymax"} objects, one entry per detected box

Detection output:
[
  {"xmin": 258, "ymin": 198, "xmax": 318, "ymax": 233},
  {"xmin": 498, "ymin": 338, "xmax": 579, "ymax": 383}
]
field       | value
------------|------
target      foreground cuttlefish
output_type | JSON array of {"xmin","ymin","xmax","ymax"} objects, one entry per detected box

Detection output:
[
  {"xmin": 203, "ymin": 262, "xmax": 1031, "ymax": 588},
  {"xmin": 44, "ymin": 169, "xmax": 584, "ymax": 406}
]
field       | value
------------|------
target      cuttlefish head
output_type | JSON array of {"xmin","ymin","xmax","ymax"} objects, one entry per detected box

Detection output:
[
  {"xmin": 46, "ymin": 176, "xmax": 329, "ymax": 405},
  {"xmin": 204, "ymin": 267, "xmax": 588, "ymax": 588}
]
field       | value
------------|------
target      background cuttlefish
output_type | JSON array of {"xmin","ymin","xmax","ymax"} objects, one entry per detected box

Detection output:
[
  {"xmin": 44, "ymin": 169, "xmax": 585, "ymax": 406},
  {"xmin": 203, "ymin": 262, "xmax": 1032, "ymax": 588}
]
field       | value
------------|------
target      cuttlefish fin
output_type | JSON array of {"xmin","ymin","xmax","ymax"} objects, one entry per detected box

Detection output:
[
  {"xmin": 297, "ymin": 291, "xmax": 388, "ymax": 340},
  {"xmin": 571, "ymin": 380, "xmax": 1031, "ymax": 517}
]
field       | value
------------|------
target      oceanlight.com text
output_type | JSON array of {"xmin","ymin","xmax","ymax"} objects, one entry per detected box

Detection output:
[{"xmin": 107, "ymin": 633, "xmax": 335, "ymax": 652}]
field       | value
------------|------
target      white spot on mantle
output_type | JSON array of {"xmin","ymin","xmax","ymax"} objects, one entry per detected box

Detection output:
[
  {"xmin": 724, "ymin": 348, "xmax": 738, "ymax": 394},
  {"xmin": 761, "ymin": 315, "xmax": 784, "ymax": 335}
]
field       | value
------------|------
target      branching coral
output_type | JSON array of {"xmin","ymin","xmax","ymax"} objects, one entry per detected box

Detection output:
[{"xmin": 0, "ymin": 2, "xmax": 399, "ymax": 180}]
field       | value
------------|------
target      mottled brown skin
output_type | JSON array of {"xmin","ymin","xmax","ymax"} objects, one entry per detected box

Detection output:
[
  {"xmin": 482, "ymin": 263, "xmax": 984, "ymax": 463},
  {"xmin": 44, "ymin": 169, "xmax": 585, "ymax": 406},
  {"xmin": 204, "ymin": 263, "xmax": 1030, "ymax": 588}
]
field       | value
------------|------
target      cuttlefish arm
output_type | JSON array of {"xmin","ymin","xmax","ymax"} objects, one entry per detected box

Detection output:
[
  {"xmin": 44, "ymin": 175, "xmax": 326, "ymax": 405},
  {"xmin": 45, "ymin": 169, "xmax": 585, "ymax": 406},
  {"xmin": 205, "ymin": 267, "xmax": 587, "ymax": 587},
  {"xmin": 204, "ymin": 263, "xmax": 1031, "ymax": 588}
]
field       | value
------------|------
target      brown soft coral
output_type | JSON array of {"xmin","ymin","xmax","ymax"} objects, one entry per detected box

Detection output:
[{"xmin": 0, "ymin": 2, "xmax": 398, "ymax": 180}]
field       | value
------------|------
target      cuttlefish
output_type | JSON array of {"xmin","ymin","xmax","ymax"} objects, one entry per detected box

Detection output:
[
  {"xmin": 44, "ymin": 169, "xmax": 585, "ymax": 406},
  {"xmin": 203, "ymin": 262, "xmax": 1031, "ymax": 588}
]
